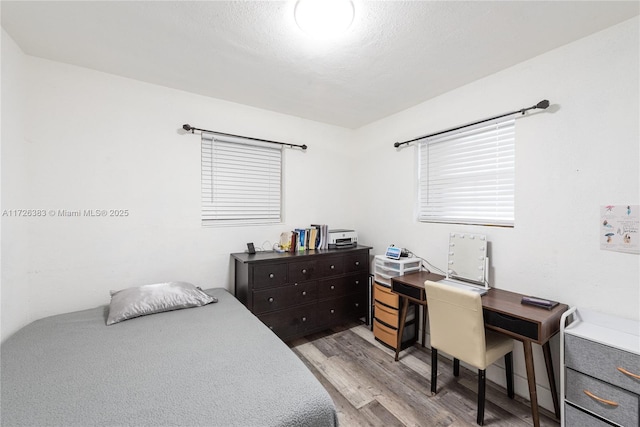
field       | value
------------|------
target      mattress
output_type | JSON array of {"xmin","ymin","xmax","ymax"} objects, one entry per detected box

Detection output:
[{"xmin": 1, "ymin": 288, "xmax": 337, "ymax": 427}]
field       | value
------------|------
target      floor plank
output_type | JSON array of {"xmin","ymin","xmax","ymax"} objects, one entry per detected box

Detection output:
[{"xmin": 290, "ymin": 323, "xmax": 560, "ymax": 427}]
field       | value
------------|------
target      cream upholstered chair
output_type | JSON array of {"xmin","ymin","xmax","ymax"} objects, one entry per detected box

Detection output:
[{"xmin": 425, "ymin": 280, "xmax": 514, "ymax": 426}]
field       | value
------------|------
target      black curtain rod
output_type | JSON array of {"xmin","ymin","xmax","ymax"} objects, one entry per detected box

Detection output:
[
  {"xmin": 182, "ymin": 124, "xmax": 307, "ymax": 150},
  {"xmin": 393, "ymin": 99, "xmax": 550, "ymax": 148}
]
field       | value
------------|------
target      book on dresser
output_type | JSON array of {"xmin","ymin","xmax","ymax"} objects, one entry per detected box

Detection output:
[{"xmin": 231, "ymin": 246, "xmax": 371, "ymax": 341}]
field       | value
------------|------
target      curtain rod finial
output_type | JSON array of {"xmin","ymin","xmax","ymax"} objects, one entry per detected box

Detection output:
[
  {"xmin": 536, "ymin": 100, "xmax": 550, "ymax": 109},
  {"xmin": 183, "ymin": 124, "xmax": 192, "ymax": 131},
  {"xmin": 301, "ymin": 144, "xmax": 308, "ymax": 150}
]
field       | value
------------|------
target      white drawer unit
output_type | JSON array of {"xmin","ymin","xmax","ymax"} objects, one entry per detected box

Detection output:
[
  {"xmin": 561, "ymin": 308, "xmax": 640, "ymax": 427},
  {"xmin": 373, "ymin": 255, "xmax": 421, "ymax": 284}
]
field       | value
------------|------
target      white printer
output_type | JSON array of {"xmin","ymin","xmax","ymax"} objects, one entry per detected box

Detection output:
[{"xmin": 328, "ymin": 229, "xmax": 358, "ymax": 249}]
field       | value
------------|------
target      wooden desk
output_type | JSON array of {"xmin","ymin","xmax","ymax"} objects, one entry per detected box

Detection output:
[{"xmin": 392, "ymin": 271, "xmax": 568, "ymax": 427}]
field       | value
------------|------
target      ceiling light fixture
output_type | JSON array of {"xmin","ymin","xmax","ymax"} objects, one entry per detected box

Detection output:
[{"xmin": 294, "ymin": 0, "xmax": 354, "ymax": 39}]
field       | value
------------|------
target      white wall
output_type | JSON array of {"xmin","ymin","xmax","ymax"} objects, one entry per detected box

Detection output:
[
  {"xmin": 1, "ymin": 34, "xmax": 359, "ymax": 340},
  {"xmin": 354, "ymin": 17, "xmax": 639, "ymax": 411},
  {"xmin": 1, "ymin": 29, "xmax": 31, "ymax": 340}
]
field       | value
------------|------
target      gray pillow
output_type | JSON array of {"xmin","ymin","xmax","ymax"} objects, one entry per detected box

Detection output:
[{"xmin": 107, "ymin": 282, "xmax": 216, "ymax": 325}]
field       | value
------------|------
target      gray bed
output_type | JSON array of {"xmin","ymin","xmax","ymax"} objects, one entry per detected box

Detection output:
[{"xmin": 1, "ymin": 288, "xmax": 338, "ymax": 427}]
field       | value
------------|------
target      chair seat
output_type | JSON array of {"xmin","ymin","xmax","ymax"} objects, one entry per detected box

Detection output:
[{"xmin": 483, "ymin": 330, "xmax": 514, "ymax": 369}]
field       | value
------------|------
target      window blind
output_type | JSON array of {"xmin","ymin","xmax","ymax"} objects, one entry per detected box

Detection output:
[
  {"xmin": 418, "ymin": 117, "xmax": 515, "ymax": 226},
  {"xmin": 201, "ymin": 133, "xmax": 282, "ymax": 225}
]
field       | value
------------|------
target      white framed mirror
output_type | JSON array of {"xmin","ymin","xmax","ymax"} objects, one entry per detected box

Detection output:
[{"xmin": 447, "ymin": 233, "xmax": 488, "ymax": 286}]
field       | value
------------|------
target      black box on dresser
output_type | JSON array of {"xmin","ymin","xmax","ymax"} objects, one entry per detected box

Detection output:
[{"xmin": 232, "ymin": 246, "xmax": 371, "ymax": 341}]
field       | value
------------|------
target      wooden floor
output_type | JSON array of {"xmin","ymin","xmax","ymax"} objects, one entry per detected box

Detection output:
[{"xmin": 289, "ymin": 323, "xmax": 560, "ymax": 427}]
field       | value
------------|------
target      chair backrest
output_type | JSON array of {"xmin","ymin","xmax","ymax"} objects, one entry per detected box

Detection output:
[{"xmin": 425, "ymin": 280, "xmax": 487, "ymax": 369}]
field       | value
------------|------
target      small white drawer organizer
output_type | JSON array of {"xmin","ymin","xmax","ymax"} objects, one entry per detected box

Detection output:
[
  {"xmin": 561, "ymin": 308, "xmax": 640, "ymax": 426},
  {"xmin": 373, "ymin": 255, "xmax": 420, "ymax": 285}
]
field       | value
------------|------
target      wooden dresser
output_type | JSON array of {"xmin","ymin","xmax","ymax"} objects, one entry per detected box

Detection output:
[
  {"xmin": 232, "ymin": 246, "xmax": 371, "ymax": 341},
  {"xmin": 562, "ymin": 308, "xmax": 640, "ymax": 427}
]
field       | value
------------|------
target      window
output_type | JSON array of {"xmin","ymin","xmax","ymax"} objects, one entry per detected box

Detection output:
[
  {"xmin": 201, "ymin": 133, "xmax": 282, "ymax": 225},
  {"xmin": 417, "ymin": 117, "xmax": 515, "ymax": 226}
]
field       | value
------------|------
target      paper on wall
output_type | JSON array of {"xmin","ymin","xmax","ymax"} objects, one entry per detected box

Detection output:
[{"xmin": 600, "ymin": 205, "xmax": 639, "ymax": 254}]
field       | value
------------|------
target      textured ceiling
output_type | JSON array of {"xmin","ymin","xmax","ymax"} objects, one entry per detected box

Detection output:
[{"xmin": 2, "ymin": 1, "xmax": 639, "ymax": 128}]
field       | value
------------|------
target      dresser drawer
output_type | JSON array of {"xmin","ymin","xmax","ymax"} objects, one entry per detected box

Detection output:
[
  {"xmin": 317, "ymin": 295, "xmax": 359, "ymax": 326},
  {"xmin": 375, "ymin": 301, "xmax": 399, "ymax": 328},
  {"xmin": 318, "ymin": 276, "xmax": 348, "ymax": 299},
  {"xmin": 318, "ymin": 273, "xmax": 367, "ymax": 299},
  {"xmin": 351, "ymin": 289, "xmax": 367, "ymax": 318},
  {"xmin": 565, "ymin": 368, "xmax": 639, "ymax": 427},
  {"xmin": 374, "ymin": 282, "xmax": 399, "ymax": 308},
  {"xmin": 252, "ymin": 263, "xmax": 287, "ymax": 289},
  {"xmin": 258, "ymin": 304, "xmax": 317, "ymax": 341},
  {"xmin": 345, "ymin": 252, "xmax": 368, "ymax": 273},
  {"xmin": 316, "ymin": 256, "xmax": 345, "ymax": 277},
  {"xmin": 288, "ymin": 260, "xmax": 316, "ymax": 283},
  {"xmin": 252, "ymin": 282, "xmax": 318, "ymax": 314},
  {"xmin": 565, "ymin": 403, "xmax": 612, "ymax": 427},
  {"xmin": 565, "ymin": 334, "xmax": 640, "ymax": 394}
]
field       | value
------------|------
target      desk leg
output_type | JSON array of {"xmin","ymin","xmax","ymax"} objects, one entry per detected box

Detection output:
[
  {"xmin": 523, "ymin": 341, "xmax": 540, "ymax": 427},
  {"xmin": 422, "ymin": 305, "xmax": 427, "ymax": 347},
  {"xmin": 394, "ymin": 297, "xmax": 409, "ymax": 362},
  {"xmin": 543, "ymin": 341, "xmax": 561, "ymax": 419}
]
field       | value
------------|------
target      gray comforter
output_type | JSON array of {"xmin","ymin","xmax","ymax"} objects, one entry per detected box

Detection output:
[{"xmin": 1, "ymin": 288, "xmax": 337, "ymax": 427}]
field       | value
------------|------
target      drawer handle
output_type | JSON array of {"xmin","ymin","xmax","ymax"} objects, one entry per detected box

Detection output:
[
  {"xmin": 355, "ymin": 261, "xmax": 360, "ymax": 266},
  {"xmin": 302, "ymin": 317, "xmax": 307, "ymax": 322},
  {"xmin": 302, "ymin": 291, "xmax": 307, "ymax": 296},
  {"xmin": 268, "ymin": 297, "xmax": 274, "ymax": 303},
  {"xmin": 583, "ymin": 390, "xmax": 619, "ymax": 407},
  {"xmin": 617, "ymin": 366, "xmax": 640, "ymax": 380},
  {"xmin": 330, "ymin": 265, "xmax": 335, "ymax": 269},
  {"xmin": 301, "ymin": 268, "xmax": 307, "ymax": 274},
  {"xmin": 269, "ymin": 273, "xmax": 274, "ymax": 279},
  {"xmin": 355, "ymin": 280, "xmax": 359, "ymax": 285},
  {"xmin": 330, "ymin": 309, "xmax": 335, "ymax": 314},
  {"xmin": 330, "ymin": 285, "xmax": 335, "ymax": 290}
]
